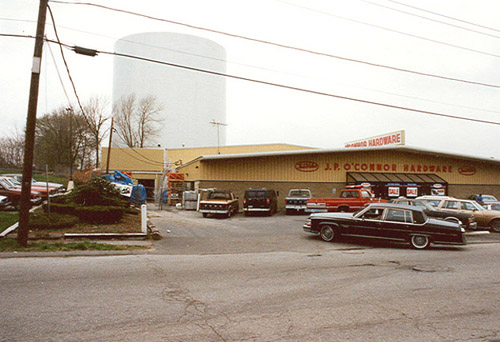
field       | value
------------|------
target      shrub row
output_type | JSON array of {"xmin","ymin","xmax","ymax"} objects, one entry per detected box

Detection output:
[
  {"xmin": 43, "ymin": 203, "xmax": 125, "ymax": 224},
  {"xmin": 28, "ymin": 212, "xmax": 79, "ymax": 230}
]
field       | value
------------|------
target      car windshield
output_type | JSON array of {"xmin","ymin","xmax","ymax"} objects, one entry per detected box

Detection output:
[
  {"xmin": 465, "ymin": 201, "xmax": 485, "ymax": 211},
  {"xmin": 483, "ymin": 195, "xmax": 497, "ymax": 202},
  {"xmin": 0, "ymin": 179, "xmax": 14, "ymax": 190},
  {"xmin": 413, "ymin": 201, "xmax": 432, "ymax": 210},
  {"xmin": 8, "ymin": 178, "xmax": 21, "ymax": 187},
  {"xmin": 289, "ymin": 190, "xmax": 310, "ymax": 197}
]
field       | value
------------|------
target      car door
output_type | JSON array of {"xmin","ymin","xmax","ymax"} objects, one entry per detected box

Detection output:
[
  {"xmin": 349, "ymin": 207, "xmax": 383, "ymax": 236},
  {"xmin": 459, "ymin": 201, "xmax": 489, "ymax": 226},
  {"xmin": 379, "ymin": 208, "xmax": 413, "ymax": 241}
]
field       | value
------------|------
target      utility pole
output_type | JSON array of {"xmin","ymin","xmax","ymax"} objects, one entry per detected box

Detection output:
[
  {"xmin": 66, "ymin": 107, "xmax": 73, "ymax": 180},
  {"xmin": 18, "ymin": 0, "xmax": 48, "ymax": 247},
  {"xmin": 106, "ymin": 117, "xmax": 114, "ymax": 174},
  {"xmin": 209, "ymin": 119, "xmax": 227, "ymax": 154}
]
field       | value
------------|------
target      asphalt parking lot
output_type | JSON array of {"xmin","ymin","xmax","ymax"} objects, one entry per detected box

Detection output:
[{"xmin": 148, "ymin": 206, "xmax": 499, "ymax": 255}]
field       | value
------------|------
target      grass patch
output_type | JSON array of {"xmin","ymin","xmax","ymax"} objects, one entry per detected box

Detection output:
[
  {"xmin": 0, "ymin": 238, "xmax": 149, "ymax": 252},
  {"xmin": 0, "ymin": 212, "xmax": 18, "ymax": 233}
]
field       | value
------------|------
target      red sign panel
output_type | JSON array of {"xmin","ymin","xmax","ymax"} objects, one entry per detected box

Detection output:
[
  {"xmin": 458, "ymin": 166, "xmax": 476, "ymax": 176},
  {"xmin": 295, "ymin": 161, "xmax": 319, "ymax": 172}
]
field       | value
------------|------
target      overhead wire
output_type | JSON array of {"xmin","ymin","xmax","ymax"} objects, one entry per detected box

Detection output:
[
  {"xmin": 277, "ymin": 0, "xmax": 500, "ymax": 58},
  {"xmin": 46, "ymin": 0, "xmax": 500, "ymax": 89},
  {"xmin": 362, "ymin": 0, "xmax": 500, "ymax": 40},
  {"xmin": 5, "ymin": 32, "xmax": 499, "ymax": 117},
  {"xmin": 43, "ymin": 36, "xmax": 499, "ymax": 126},
  {"xmin": 387, "ymin": 0, "xmax": 500, "ymax": 34},
  {"xmin": 2, "ymin": 31, "xmax": 500, "ymax": 125},
  {"xmin": 46, "ymin": 4, "xmax": 92, "ymax": 129}
]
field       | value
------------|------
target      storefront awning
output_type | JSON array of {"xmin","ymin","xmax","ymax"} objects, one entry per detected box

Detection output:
[{"xmin": 347, "ymin": 172, "xmax": 447, "ymax": 184}]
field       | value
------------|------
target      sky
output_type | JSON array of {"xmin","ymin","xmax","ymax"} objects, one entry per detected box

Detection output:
[{"xmin": 1, "ymin": 0, "xmax": 500, "ymax": 160}]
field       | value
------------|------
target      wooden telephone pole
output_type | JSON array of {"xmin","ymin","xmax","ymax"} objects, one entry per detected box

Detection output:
[{"xmin": 18, "ymin": 0, "xmax": 48, "ymax": 247}]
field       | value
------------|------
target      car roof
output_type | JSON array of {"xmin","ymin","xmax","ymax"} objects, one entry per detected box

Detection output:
[{"xmin": 366, "ymin": 203, "xmax": 424, "ymax": 212}]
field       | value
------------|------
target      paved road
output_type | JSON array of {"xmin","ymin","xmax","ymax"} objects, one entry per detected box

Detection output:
[{"xmin": 1, "ymin": 207, "xmax": 499, "ymax": 342}]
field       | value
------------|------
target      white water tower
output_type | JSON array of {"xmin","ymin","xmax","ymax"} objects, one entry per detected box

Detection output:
[{"xmin": 113, "ymin": 32, "xmax": 227, "ymax": 148}]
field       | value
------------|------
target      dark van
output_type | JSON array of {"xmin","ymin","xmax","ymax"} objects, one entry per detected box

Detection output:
[{"xmin": 243, "ymin": 188, "xmax": 278, "ymax": 216}]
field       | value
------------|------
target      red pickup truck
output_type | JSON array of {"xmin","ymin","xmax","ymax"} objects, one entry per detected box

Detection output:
[{"xmin": 306, "ymin": 187, "xmax": 387, "ymax": 213}]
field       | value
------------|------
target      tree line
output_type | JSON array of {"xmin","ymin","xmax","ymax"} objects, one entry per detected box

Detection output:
[{"xmin": 0, "ymin": 94, "xmax": 163, "ymax": 174}]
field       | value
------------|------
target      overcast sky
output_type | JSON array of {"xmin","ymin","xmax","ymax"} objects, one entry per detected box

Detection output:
[{"xmin": 1, "ymin": 0, "xmax": 500, "ymax": 159}]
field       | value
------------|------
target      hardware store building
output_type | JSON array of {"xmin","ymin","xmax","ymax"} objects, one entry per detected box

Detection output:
[
  {"xmin": 102, "ymin": 145, "xmax": 500, "ymax": 210},
  {"xmin": 177, "ymin": 146, "xmax": 500, "ymax": 210}
]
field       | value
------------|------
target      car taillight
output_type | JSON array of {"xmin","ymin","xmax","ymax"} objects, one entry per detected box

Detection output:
[
  {"xmin": 266, "ymin": 199, "xmax": 270, "ymax": 204},
  {"xmin": 243, "ymin": 199, "xmax": 247, "ymax": 204}
]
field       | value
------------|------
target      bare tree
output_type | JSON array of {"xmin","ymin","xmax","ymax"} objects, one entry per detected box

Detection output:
[
  {"xmin": 113, "ymin": 94, "xmax": 163, "ymax": 148},
  {"xmin": 81, "ymin": 96, "xmax": 110, "ymax": 168},
  {"xmin": 0, "ymin": 129, "xmax": 24, "ymax": 168}
]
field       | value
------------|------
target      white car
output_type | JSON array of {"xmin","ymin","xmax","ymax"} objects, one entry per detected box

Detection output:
[
  {"xmin": 0, "ymin": 195, "xmax": 10, "ymax": 210},
  {"xmin": 2, "ymin": 173, "xmax": 65, "ymax": 193}
]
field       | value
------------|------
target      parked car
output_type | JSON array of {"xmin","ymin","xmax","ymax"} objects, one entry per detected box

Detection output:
[
  {"xmin": 243, "ymin": 188, "xmax": 277, "ymax": 216},
  {"xmin": 303, "ymin": 203, "xmax": 466, "ymax": 249},
  {"xmin": 306, "ymin": 186, "xmax": 386, "ymax": 213},
  {"xmin": 0, "ymin": 178, "xmax": 42, "ymax": 208},
  {"xmin": 416, "ymin": 195, "xmax": 456, "ymax": 208},
  {"xmin": 2, "ymin": 173, "xmax": 65, "ymax": 193},
  {"xmin": 468, "ymin": 194, "xmax": 498, "ymax": 204},
  {"xmin": 0, "ymin": 195, "xmax": 11, "ymax": 210},
  {"xmin": 483, "ymin": 202, "xmax": 500, "ymax": 212},
  {"xmin": 198, "ymin": 189, "xmax": 239, "ymax": 218},
  {"xmin": 0, "ymin": 176, "xmax": 57, "ymax": 200},
  {"xmin": 420, "ymin": 197, "xmax": 500, "ymax": 232},
  {"xmin": 390, "ymin": 198, "xmax": 477, "ymax": 230},
  {"xmin": 285, "ymin": 189, "xmax": 312, "ymax": 215}
]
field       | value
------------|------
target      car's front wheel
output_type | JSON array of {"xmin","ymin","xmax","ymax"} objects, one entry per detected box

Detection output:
[
  {"xmin": 320, "ymin": 225, "xmax": 337, "ymax": 242},
  {"xmin": 410, "ymin": 235, "xmax": 430, "ymax": 249},
  {"xmin": 490, "ymin": 219, "xmax": 500, "ymax": 233}
]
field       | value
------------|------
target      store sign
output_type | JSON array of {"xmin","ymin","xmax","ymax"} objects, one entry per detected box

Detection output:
[
  {"xmin": 295, "ymin": 161, "xmax": 319, "ymax": 172},
  {"xmin": 388, "ymin": 187, "xmax": 400, "ymax": 197},
  {"xmin": 458, "ymin": 166, "xmax": 477, "ymax": 176},
  {"xmin": 344, "ymin": 130, "xmax": 405, "ymax": 148},
  {"xmin": 407, "ymin": 187, "xmax": 418, "ymax": 197},
  {"xmin": 431, "ymin": 188, "xmax": 446, "ymax": 196}
]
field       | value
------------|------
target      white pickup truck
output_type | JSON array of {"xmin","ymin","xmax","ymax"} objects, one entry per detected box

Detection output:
[{"xmin": 285, "ymin": 189, "xmax": 312, "ymax": 214}]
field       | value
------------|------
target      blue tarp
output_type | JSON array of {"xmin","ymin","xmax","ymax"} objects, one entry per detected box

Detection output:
[
  {"xmin": 131, "ymin": 184, "xmax": 147, "ymax": 205},
  {"xmin": 103, "ymin": 171, "xmax": 133, "ymax": 185}
]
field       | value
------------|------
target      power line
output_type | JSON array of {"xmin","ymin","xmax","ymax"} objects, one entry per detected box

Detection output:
[
  {"xmin": 46, "ymin": 5, "xmax": 92, "ymax": 128},
  {"xmin": 4, "ymin": 33, "xmax": 500, "ymax": 121},
  {"xmin": 0, "ymin": 17, "xmax": 308, "ymax": 79},
  {"xmin": 363, "ymin": 0, "xmax": 500, "ymax": 40},
  {"xmin": 278, "ymin": 0, "xmax": 500, "ymax": 58},
  {"xmin": 56, "ymin": 42, "xmax": 497, "ymax": 126},
  {"xmin": 387, "ymin": 0, "xmax": 500, "ymax": 34},
  {"xmin": 45, "ymin": 1, "xmax": 500, "ymax": 89}
]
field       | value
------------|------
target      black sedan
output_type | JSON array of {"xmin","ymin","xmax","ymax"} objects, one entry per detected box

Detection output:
[
  {"xmin": 303, "ymin": 203, "xmax": 466, "ymax": 249},
  {"xmin": 390, "ymin": 198, "xmax": 477, "ymax": 230}
]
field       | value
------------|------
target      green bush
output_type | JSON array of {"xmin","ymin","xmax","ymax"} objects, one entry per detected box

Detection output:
[
  {"xmin": 70, "ymin": 176, "xmax": 126, "ymax": 207},
  {"xmin": 28, "ymin": 212, "xmax": 79, "ymax": 230},
  {"xmin": 43, "ymin": 202, "xmax": 77, "ymax": 216},
  {"xmin": 75, "ymin": 206, "xmax": 125, "ymax": 224}
]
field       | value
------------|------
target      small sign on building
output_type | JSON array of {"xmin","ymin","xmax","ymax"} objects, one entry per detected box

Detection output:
[
  {"xmin": 344, "ymin": 130, "xmax": 405, "ymax": 148},
  {"xmin": 388, "ymin": 187, "xmax": 400, "ymax": 197}
]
